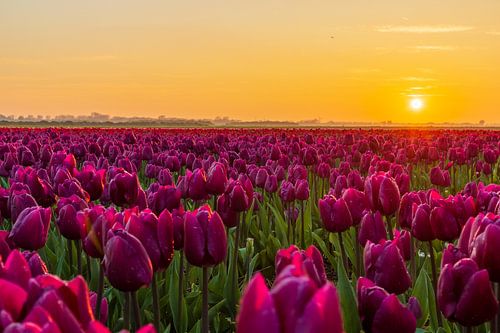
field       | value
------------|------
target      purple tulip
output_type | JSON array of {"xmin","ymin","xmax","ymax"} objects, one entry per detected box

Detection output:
[
  {"xmin": 108, "ymin": 170, "xmax": 140, "ymax": 207},
  {"xmin": 237, "ymin": 272, "xmax": 343, "ymax": 333},
  {"xmin": 438, "ymin": 258, "xmax": 498, "ymax": 326},
  {"xmin": 357, "ymin": 277, "xmax": 417, "ymax": 333},
  {"xmin": 364, "ymin": 240, "xmax": 411, "ymax": 294},
  {"xmin": 358, "ymin": 211, "xmax": 387, "ymax": 246},
  {"xmin": 104, "ymin": 229, "xmax": 153, "ymax": 292},
  {"xmin": 183, "ymin": 205, "xmax": 227, "ymax": 267},
  {"xmin": 275, "ymin": 245, "xmax": 327, "ymax": 288},
  {"xmin": 206, "ymin": 162, "xmax": 227, "ymax": 195},
  {"xmin": 318, "ymin": 195, "xmax": 353, "ymax": 233},
  {"xmin": 9, "ymin": 207, "xmax": 51, "ymax": 250},
  {"xmin": 342, "ymin": 188, "xmax": 369, "ymax": 225}
]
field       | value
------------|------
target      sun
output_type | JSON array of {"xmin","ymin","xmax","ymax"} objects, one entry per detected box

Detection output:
[{"xmin": 409, "ymin": 98, "xmax": 424, "ymax": 112}]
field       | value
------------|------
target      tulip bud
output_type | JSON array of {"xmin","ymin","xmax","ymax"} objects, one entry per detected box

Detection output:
[
  {"xmin": 294, "ymin": 179, "xmax": 310, "ymax": 201},
  {"xmin": 75, "ymin": 165, "xmax": 105, "ymax": 201},
  {"xmin": 149, "ymin": 185, "xmax": 181, "ymax": 215},
  {"xmin": 22, "ymin": 251, "xmax": 48, "ymax": 277},
  {"xmin": 89, "ymin": 292, "xmax": 108, "ymax": 324},
  {"xmin": 9, "ymin": 191, "xmax": 37, "ymax": 224},
  {"xmin": 430, "ymin": 206, "xmax": 460, "ymax": 241},
  {"xmin": 183, "ymin": 206, "xmax": 227, "ymax": 267},
  {"xmin": 103, "ymin": 229, "xmax": 153, "ymax": 292},
  {"xmin": 216, "ymin": 194, "xmax": 239, "ymax": 228},
  {"xmin": 264, "ymin": 174, "xmax": 278, "ymax": 193},
  {"xmin": 358, "ymin": 211, "xmax": 386, "ymax": 246},
  {"xmin": 318, "ymin": 195, "xmax": 353, "ymax": 233},
  {"xmin": 365, "ymin": 172, "xmax": 400, "ymax": 216},
  {"xmin": 108, "ymin": 171, "xmax": 140, "ymax": 207},
  {"xmin": 342, "ymin": 188, "xmax": 369, "ymax": 225},
  {"xmin": 364, "ymin": 240, "xmax": 411, "ymax": 294},
  {"xmin": 255, "ymin": 168, "xmax": 268, "ymax": 189},
  {"xmin": 398, "ymin": 192, "xmax": 422, "ymax": 229},
  {"xmin": 206, "ymin": 162, "xmax": 227, "ymax": 195},
  {"xmin": 411, "ymin": 203, "xmax": 435, "ymax": 241},
  {"xmin": 379, "ymin": 176, "xmax": 401, "ymax": 216},
  {"xmin": 56, "ymin": 195, "xmax": 88, "ymax": 240},
  {"xmin": 438, "ymin": 258, "xmax": 498, "ymax": 326},
  {"xmin": 441, "ymin": 243, "xmax": 467, "ymax": 268},
  {"xmin": 470, "ymin": 223, "xmax": 500, "ymax": 282},
  {"xmin": 357, "ymin": 277, "xmax": 417, "ymax": 333},
  {"xmin": 79, "ymin": 206, "xmax": 116, "ymax": 259},
  {"xmin": 171, "ymin": 207, "xmax": 185, "ymax": 250},
  {"xmin": 9, "ymin": 207, "xmax": 51, "ymax": 250},
  {"xmin": 279, "ymin": 181, "xmax": 295, "ymax": 203},
  {"xmin": 275, "ymin": 245, "xmax": 327, "ymax": 288},
  {"xmin": 237, "ymin": 272, "xmax": 343, "ymax": 333}
]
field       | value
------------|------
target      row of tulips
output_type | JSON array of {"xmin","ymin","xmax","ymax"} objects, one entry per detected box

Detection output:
[{"xmin": 0, "ymin": 128, "xmax": 498, "ymax": 333}]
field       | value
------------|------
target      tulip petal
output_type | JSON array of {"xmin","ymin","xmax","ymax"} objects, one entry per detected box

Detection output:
[
  {"xmin": 371, "ymin": 294, "xmax": 416, "ymax": 333},
  {"xmin": 455, "ymin": 269, "xmax": 499, "ymax": 326},
  {"xmin": 206, "ymin": 212, "xmax": 227, "ymax": 266},
  {"xmin": 236, "ymin": 273, "xmax": 280, "ymax": 333},
  {"xmin": 295, "ymin": 282, "xmax": 344, "ymax": 333}
]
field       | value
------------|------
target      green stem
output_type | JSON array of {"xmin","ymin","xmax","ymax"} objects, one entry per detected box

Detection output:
[
  {"xmin": 429, "ymin": 241, "xmax": 443, "ymax": 328},
  {"xmin": 95, "ymin": 261, "xmax": 105, "ymax": 322},
  {"xmin": 386, "ymin": 215, "xmax": 394, "ymax": 240},
  {"xmin": 86, "ymin": 253, "xmax": 92, "ymax": 281},
  {"xmin": 410, "ymin": 236, "xmax": 416, "ymax": 285},
  {"xmin": 202, "ymin": 266, "xmax": 209, "ymax": 333},
  {"xmin": 338, "ymin": 232, "xmax": 349, "ymax": 274},
  {"xmin": 123, "ymin": 292, "xmax": 131, "ymax": 331},
  {"xmin": 232, "ymin": 221, "xmax": 241, "ymax": 296},
  {"xmin": 301, "ymin": 200, "xmax": 305, "ymax": 249},
  {"xmin": 177, "ymin": 250, "xmax": 184, "ymax": 330},
  {"xmin": 67, "ymin": 239, "xmax": 73, "ymax": 276},
  {"xmin": 131, "ymin": 290, "xmax": 141, "ymax": 329},
  {"xmin": 152, "ymin": 273, "xmax": 160, "ymax": 331},
  {"xmin": 355, "ymin": 226, "xmax": 362, "ymax": 277},
  {"xmin": 75, "ymin": 240, "xmax": 82, "ymax": 276}
]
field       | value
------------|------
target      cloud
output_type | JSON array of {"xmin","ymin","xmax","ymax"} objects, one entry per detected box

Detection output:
[
  {"xmin": 486, "ymin": 31, "xmax": 500, "ymax": 36},
  {"xmin": 375, "ymin": 25, "xmax": 474, "ymax": 33},
  {"xmin": 409, "ymin": 45, "xmax": 457, "ymax": 51},
  {"xmin": 401, "ymin": 76, "xmax": 437, "ymax": 82}
]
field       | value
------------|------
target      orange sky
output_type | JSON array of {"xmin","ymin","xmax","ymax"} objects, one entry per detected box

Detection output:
[{"xmin": 1, "ymin": 1, "xmax": 500, "ymax": 123}]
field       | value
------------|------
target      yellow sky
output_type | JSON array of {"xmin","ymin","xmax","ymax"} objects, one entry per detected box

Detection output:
[{"xmin": 1, "ymin": 1, "xmax": 500, "ymax": 123}]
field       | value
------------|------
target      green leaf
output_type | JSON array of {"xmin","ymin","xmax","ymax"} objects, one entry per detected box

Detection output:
[
  {"xmin": 336, "ymin": 260, "xmax": 361, "ymax": 333},
  {"xmin": 411, "ymin": 264, "xmax": 430, "ymax": 328},
  {"xmin": 426, "ymin": 270, "xmax": 439, "ymax": 332},
  {"xmin": 268, "ymin": 203, "xmax": 288, "ymax": 245},
  {"xmin": 311, "ymin": 232, "xmax": 337, "ymax": 269},
  {"xmin": 169, "ymin": 255, "xmax": 188, "ymax": 333}
]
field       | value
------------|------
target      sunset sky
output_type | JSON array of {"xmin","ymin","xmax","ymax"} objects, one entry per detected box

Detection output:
[{"xmin": 1, "ymin": 1, "xmax": 500, "ymax": 123}]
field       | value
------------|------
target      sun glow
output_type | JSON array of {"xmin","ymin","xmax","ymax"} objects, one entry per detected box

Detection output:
[{"xmin": 410, "ymin": 98, "xmax": 424, "ymax": 112}]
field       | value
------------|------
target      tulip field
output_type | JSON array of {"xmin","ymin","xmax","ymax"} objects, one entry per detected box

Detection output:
[{"xmin": 1, "ymin": 127, "xmax": 500, "ymax": 333}]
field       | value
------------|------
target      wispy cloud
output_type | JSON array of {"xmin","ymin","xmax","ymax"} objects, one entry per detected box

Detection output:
[
  {"xmin": 409, "ymin": 45, "xmax": 457, "ymax": 51},
  {"xmin": 401, "ymin": 76, "xmax": 437, "ymax": 82},
  {"xmin": 486, "ymin": 31, "xmax": 500, "ymax": 36},
  {"xmin": 375, "ymin": 25, "xmax": 474, "ymax": 33}
]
